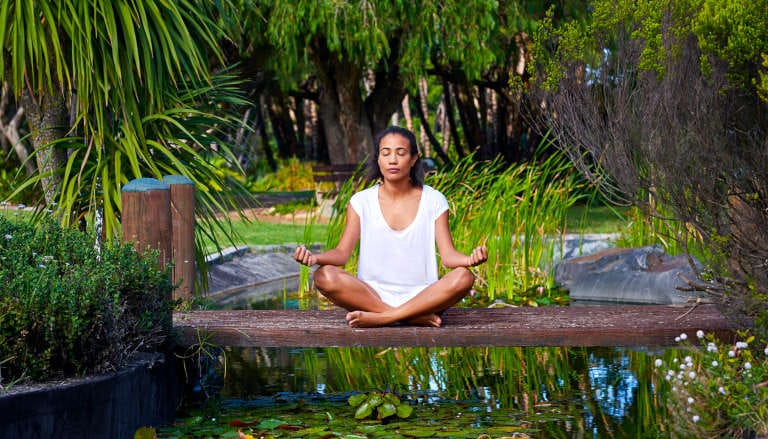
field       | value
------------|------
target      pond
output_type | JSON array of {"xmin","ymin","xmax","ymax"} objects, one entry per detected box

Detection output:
[
  {"xmin": 162, "ymin": 327, "xmax": 677, "ymax": 436},
  {"xmin": 160, "ymin": 289, "xmax": 678, "ymax": 438},
  {"xmin": 162, "ymin": 345, "xmax": 673, "ymax": 438}
]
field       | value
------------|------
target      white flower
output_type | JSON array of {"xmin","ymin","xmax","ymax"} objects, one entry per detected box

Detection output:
[
  {"xmin": 675, "ymin": 336, "xmax": 681, "ymax": 342},
  {"xmin": 687, "ymin": 397, "xmax": 695, "ymax": 404},
  {"xmin": 38, "ymin": 264, "xmax": 46, "ymax": 269},
  {"xmin": 711, "ymin": 360, "xmax": 719, "ymax": 367},
  {"xmin": 692, "ymin": 415, "xmax": 700, "ymax": 423},
  {"xmin": 679, "ymin": 333, "xmax": 688, "ymax": 340},
  {"xmin": 736, "ymin": 341, "xmax": 748, "ymax": 349},
  {"xmin": 655, "ymin": 359, "xmax": 663, "ymax": 367},
  {"xmin": 684, "ymin": 356, "xmax": 693, "ymax": 364},
  {"xmin": 744, "ymin": 362, "xmax": 752, "ymax": 370},
  {"xmin": 696, "ymin": 330, "xmax": 705, "ymax": 339},
  {"xmin": 718, "ymin": 386, "xmax": 727, "ymax": 395},
  {"xmin": 707, "ymin": 343, "xmax": 718, "ymax": 353},
  {"xmin": 4, "ymin": 234, "xmax": 11, "ymax": 240},
  {"xmin": 688, "ymin": 371, "xmax": 697, "ymax": 379},
  {"xmin": 728, "ymin": 350, "xmax": 736, "ymax": 358},
  {"xmin": 764, "ymin": 347, "xmax": 768, "ymax": 356}
]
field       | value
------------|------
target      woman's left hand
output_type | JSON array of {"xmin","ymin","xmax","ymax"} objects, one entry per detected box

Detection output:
[{"xmin": 467, "ymin": 246, "xmax": 488, "ymax": 267}]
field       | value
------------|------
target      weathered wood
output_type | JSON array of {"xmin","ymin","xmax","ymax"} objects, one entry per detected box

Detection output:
[
  {"xmin": 173, "ymin": 304, "xmax": 733, "ymax": 348},
  {"xmin": 121, "ymin": 178, "xmax": 172, "ymax": 272},
  {"xmin": 165, "ymin": 175, "xmax": 195, "ymax": 301}
]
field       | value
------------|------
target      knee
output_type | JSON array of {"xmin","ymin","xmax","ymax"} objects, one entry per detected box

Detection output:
[
  {"xmin": 312, "ymin": 265, "xmax": 342, "ymax": 292},
  {"xmin": 452, "ymin": 267, "xmax": 475, "ymax": 291}
]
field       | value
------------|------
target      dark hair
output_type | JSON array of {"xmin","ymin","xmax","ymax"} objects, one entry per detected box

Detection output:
[{"xmin": 366, "ymin": 126, "xmax": 425, "ymax": 187}]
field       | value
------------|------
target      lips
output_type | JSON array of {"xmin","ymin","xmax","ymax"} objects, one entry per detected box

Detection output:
[{"xmin": 387, "ymin": 167, "xmax": 400, "ymax": 173}]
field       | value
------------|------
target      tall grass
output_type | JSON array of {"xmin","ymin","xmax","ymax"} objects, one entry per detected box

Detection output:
[
  {"xmin": 430, "ymin": 150, "xmax": 585, "ymax": 303},
  {"xmin": 314, "ymin": 143, "xmax": 588, "ymax": 305}
]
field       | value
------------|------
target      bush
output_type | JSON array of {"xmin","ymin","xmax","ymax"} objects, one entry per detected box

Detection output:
[
  {"xmin": 0, "ymin": 217, "xmax": 174, "ymax": 384},
  {"xmin": 654, "ymin": 331, "xmax": 768, "ymax": 437}
]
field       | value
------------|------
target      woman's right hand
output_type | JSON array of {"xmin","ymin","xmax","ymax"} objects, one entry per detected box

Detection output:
[{"xmin": 294, "ymin": 245, "xmax": 317, "ymax": 266}]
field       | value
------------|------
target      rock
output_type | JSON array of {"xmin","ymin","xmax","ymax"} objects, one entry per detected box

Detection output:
[{"xmin": 554, "ymin": 245, "xmax": 709, "ymax": 305}]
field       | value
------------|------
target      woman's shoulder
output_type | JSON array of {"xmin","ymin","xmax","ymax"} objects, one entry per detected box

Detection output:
[
  {"xmin": 350, "ymin": 184, "xmax": 378, "ymax": 205},
  {"xmin": 422, "ymin": 185, "xmax": 446, "ymax": 200},
  {"xmin": 422, "ymin": 185, "xmax": 449, "ymax": 210}
]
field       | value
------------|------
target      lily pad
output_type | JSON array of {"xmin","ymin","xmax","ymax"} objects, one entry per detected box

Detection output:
[{"xmin": 377, "ymin": 402, "xmax": 397, "ymax": 419}]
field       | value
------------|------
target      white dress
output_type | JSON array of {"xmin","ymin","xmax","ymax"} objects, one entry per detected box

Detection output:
[{"xmin": 349, "ymin": 184, "xmax": 449, "ymax": 307}]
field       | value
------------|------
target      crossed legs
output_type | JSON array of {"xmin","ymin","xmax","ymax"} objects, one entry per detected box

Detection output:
[{"xmin": 312, "ymin": 265, "xmax": 475, "ymax": 328}]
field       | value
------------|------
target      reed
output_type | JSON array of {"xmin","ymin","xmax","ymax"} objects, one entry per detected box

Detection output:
[{"xmin": 430, "ymin": 148, "xmax": 586, "ymax": 303}]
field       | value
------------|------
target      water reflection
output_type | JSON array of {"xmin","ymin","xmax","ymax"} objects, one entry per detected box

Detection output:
[{"xmin": 199, "ymin": 345, "xmax": 671, "ymax": 437}]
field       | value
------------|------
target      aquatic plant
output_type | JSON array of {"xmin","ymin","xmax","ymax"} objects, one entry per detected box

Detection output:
[{"xmin": 348, "ymin": 391, "xmax": 413, "ymax": 420}]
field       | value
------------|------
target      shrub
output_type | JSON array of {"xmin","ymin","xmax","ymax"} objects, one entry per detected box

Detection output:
[
  {"xmin": 654, "ymin": 331, "xmax": 768, "ymax": 437},
  {"xmin": 0, "ymin": 217, "xmax": 174, "ymax": 384}
]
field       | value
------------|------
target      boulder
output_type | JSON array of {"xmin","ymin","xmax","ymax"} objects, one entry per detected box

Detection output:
[{"xmin": 554, "ymin": 245, "xmax": 709, "ymax": 305}]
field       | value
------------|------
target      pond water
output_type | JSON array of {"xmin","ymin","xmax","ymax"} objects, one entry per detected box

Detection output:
[
  {"xmin": 163, "ymin": 345, "xmax": 673, "ymax": 438},
  {"xmin": 161, "ymin": 291, "xmax": 676, "ymax": 438}
]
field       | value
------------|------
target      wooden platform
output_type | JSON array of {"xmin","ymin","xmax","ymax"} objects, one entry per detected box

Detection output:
[{"xmin": 173, "ymin": 304, "xmax": 733, "ymax": 348}]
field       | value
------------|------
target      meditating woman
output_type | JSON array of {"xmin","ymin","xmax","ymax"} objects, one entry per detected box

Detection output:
[{"xmin": 294, "ymin": 126, "xmax": 487, "ymax": 327}]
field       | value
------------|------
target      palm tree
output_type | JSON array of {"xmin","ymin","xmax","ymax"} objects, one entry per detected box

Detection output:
[{"xmin": 0, "ymin": 1, "xmax": 250, "ymax": 284}]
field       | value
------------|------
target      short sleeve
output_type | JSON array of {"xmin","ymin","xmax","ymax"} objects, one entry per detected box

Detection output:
[
  {"xmin": 349, "ymin": 190, "xmax": 364, "ymax": 216},
  {"xmin": 427, "ymin": 186, "xmax": 449, "ymax": 220}
]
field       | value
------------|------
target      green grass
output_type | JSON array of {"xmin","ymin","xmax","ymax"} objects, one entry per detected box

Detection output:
[
  {"xmin": 203, "ymin": 217, "xmax": 328, "ymax": 254},
  {"xmin": 564, "ymin": 203, "xmax": 629, "ymax": 234}
]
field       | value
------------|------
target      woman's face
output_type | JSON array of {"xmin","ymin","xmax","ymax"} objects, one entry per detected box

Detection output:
[{"xmin": 377, "ymin": 133, "xmax": 417, "ymax": 183}]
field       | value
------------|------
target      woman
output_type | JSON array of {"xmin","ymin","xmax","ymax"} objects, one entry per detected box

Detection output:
[{"xmin": 294, "ymin": 126, "xmax": 487, "ymax": 327}]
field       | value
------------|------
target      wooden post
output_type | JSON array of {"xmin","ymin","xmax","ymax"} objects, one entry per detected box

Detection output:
[
  {"xmin": 164, "ymin": 175, "xmax": 196, "ymax": 301},
  {"xmin": 121, "ymin": 178, "xmax": 172, "ymax": 287}
]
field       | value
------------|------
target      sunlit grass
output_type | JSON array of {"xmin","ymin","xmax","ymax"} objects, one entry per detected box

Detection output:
[{"xmin": 202, "ymin": 216, "xmax": 328, "ymax": 254}]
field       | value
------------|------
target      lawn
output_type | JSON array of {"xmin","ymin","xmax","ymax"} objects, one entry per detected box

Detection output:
[
  {"xmin": 203, "ymin": 203, "xmax": 627, "ymax": 254},
  {"xmin": 203, "ymin": 210, "xmax": 329, "ymax": 254}
]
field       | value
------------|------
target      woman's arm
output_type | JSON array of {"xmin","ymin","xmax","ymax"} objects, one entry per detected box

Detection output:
[
  {"xmin": 294, "ymin": 204, "xmax": 361, "ymax": 266},
  {"xmin": 434, "ymin": 211, "xmax": 487, "ymax": 268}
]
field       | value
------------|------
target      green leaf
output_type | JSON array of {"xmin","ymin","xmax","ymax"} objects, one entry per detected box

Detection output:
[
  {"xmin": 396, "ymin": 403, "xmax": 413, "ymax": 418},
  {"xmin": 354, "ymin": 401, "xmax": 373, "ymax": 419},
  {"xmin": 133, "ymin": 426, "xmax": 156, "ymax": 439},
  {"xmin": 377, "ymin": 402, "xmax": 396, "ymax": 419},
  {"xmin": 366, "ymin": 392, "xmax": 383, "ymax": 407},
  {"xmin": 256, "ymin": 418, "xmax": 287, "ymax": 429},
  {"xmin": 348, "ymin": 393, "xmax": 367, "ymax": 407},
  {"xmin": 383, "ymin": 393, "xmax": 400, "ymax": 405}
]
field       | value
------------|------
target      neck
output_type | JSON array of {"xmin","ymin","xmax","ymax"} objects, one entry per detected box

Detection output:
[{"xmin": 379, "ymin": 179, "xmax": 415, "ymax": 197}]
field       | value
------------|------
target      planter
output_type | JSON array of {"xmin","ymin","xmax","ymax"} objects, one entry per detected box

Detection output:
[{"xmin": 0, "ymin": 353, "xmax": 180, "ymax": 439}]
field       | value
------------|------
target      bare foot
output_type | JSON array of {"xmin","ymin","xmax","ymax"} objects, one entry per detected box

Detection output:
[
  {"xmin": 346, "ymin": 311, "xmax": 442, "ymax": 328},
  {"xmin": 404, "ymin": 313, "xmax": 442, "ymax": 327}
]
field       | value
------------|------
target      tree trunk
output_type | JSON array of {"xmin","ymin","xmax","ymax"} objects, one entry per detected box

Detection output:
[
  {"xmin": 310, "ymin": 37, "xmax": 406, "ymax": 165},
  {"xmin": 266, "ymin": 95, "xmax": 301, "ymax": 159},
  {"xmin": 0, "ymin": 83, "xmax": 34, "ymax": 174},
  {"xmin": 314, "ymin": 57, "xmax": 372, "ymax": 164},
  {"xmin": 19, "ymin": 88, "xmax": 69, "ymax": 205}
]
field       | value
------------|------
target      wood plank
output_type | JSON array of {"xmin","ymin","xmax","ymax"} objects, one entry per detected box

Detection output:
[{"xmin": 173, "ymin": 304, "xmax": 733, "ymax": 348}]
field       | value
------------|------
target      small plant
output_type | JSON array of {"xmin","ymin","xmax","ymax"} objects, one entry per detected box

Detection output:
[
  {"xmin": 348, "ymin": 391, "xmax": 414, "ymax": 420},
  {"xmin": 654, "ymin": 330, "xmax": 768, "ymax": 437},
  {"xmin": 0, "ymin": 217, "xmax": 173, "ymax": 384}
]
